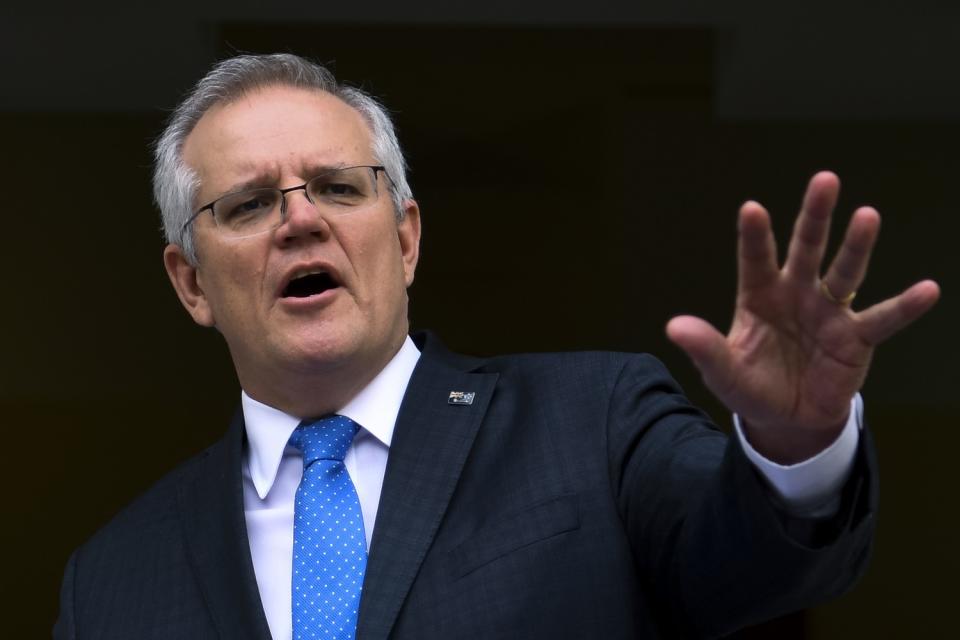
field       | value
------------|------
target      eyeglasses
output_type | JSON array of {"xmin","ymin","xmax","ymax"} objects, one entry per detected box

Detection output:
[{"xmin": 183, "ymin": 165, "xmax": 388, "ymax": 239}]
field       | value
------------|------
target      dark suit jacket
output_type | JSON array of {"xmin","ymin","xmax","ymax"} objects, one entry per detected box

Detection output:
[{"xmin": 54, "ymin": 333, "xmax": 876, "ymax": 639}]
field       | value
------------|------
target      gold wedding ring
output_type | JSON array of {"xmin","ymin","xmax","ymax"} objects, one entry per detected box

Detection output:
[{"xmin": 820, "ymin": 280, "xmax": 856, "ymax": 306}]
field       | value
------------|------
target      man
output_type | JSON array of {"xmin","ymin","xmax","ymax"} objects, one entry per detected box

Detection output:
[{"xmin": 54, "ymin": 53, "xmax": 939, "ymax": 639}]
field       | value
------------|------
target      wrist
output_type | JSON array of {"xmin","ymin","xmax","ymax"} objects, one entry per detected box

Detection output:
[{"xmin": 740, "ymin": 417, "xmax": 848, "ymax": 465}]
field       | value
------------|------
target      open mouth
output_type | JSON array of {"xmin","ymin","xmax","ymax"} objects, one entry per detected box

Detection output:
[{"xmin": 282, "ymin": 271, "xmax": 340, "ymax": 298}]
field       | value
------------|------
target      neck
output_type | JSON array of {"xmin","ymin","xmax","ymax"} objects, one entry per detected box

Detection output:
[{"xmin": 236, "ymin": 335, "xmax": 406, "ymax": 419}]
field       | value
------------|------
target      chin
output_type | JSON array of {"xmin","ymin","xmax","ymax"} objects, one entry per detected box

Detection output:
[{"xmin": 280, "ymin": 327, "xmax": 378, "ymax": 373}]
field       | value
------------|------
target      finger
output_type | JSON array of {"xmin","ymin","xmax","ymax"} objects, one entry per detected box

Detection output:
[
  {"xmin": 666, "ymin": 315, "xmax": 736, "ymax": 398},
  {"xmin": 821, "ymin": 206, "xmax": 881, "ymax": 301},
  {"xmin": 857, "ymin": 280, "xmax": 941, "ymax": 344},
  {"xmin": 738, "ymin": 201, "xmax": 780, "ymax": 294},
  {"xmin": 784, "ymin": 171, "xmax": 840, "ymax": 283}
]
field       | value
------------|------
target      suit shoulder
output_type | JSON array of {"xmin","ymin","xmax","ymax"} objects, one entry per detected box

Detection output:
[
  {"xmin": 73, "ymin": 442, "xmax": 217, "ymax": 555},
  {"xmin": 480, "ymin": 349, "xmax": 675, "ymax": 383},
  {"xmin": 415, "ymin": 332, "xmax": 676, "ymax": 384}
]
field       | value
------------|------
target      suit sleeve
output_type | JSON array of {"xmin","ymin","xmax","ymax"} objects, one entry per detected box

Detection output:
[
  {"xmin": 605, "ymin": 354, "xmax": 877, "ymax": 639},
  {"xmin": 53, "ymin": 551, "xmax": 77, "ymax": 640}
]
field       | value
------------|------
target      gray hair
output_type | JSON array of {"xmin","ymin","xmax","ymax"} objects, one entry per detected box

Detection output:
[{"xmin": 152, "ymin": 53, "xmax": 413, "ymax": 264}]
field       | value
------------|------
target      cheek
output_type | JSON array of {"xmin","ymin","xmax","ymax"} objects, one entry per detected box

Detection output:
[
  {"xmin": 342, "ymin": 221, "xmax": 405, "ymax": 292},
  {"xmin": 198, "ymin": 257, "xmax": 267, "ymax": 324},
  {"xmin": 368, "ymin": 240, "xmax": 407, "ymax": 295}
]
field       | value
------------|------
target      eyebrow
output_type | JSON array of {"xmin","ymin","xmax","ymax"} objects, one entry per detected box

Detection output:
[{"xmin": 215, "ymin": 162, "xmax": 357, "ymax": 197}]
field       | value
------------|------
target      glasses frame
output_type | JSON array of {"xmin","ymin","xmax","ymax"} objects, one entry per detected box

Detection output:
[{"xmin": 181, "ymin": 164, "xmax": 388, "ymax": 237}]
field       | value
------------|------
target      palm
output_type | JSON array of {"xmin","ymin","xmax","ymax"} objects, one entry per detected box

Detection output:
[
  {"xmin": 725, "ymin": 277, "xmax": 870, "ymax": 429},
  {"xmin": 667, "ymin": 172, "xmax": 939, "ymax": 462}
]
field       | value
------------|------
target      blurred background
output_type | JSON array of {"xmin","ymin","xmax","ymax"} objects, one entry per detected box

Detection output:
[{"xmin": 3, "ymin": 1, "xmax": 956, "ymax": 637}]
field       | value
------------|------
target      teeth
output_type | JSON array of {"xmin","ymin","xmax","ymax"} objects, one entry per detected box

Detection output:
[{"xmin": 291, "ymin": 267, "xmax": 327, "ymax": 280}]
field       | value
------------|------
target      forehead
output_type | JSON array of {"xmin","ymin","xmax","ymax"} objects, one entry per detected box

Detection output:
[{"xmin": 182, "ymin": 85, "xmax": 374, "ymax": 196}]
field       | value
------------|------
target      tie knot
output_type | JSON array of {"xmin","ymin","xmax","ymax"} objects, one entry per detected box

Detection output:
[{"xmin": 289, "ymin": 415, "xmax": 358, "ymax": 464}]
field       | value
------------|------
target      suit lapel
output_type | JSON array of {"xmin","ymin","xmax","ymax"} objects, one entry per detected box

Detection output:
[
  {"xmin": 357, "ymin": 344, "xmax": 498, "ymax": 640},
  {"xmin": 177, "ymin": 411, "xmax": 272, "ymax": 640}
]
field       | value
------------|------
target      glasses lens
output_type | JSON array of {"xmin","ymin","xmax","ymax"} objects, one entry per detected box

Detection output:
[
  {"xmin": 307, "ymin": 167, "xmax": 379, "ymax": 214},
  {"xmin": 212, "ymin": 188, "xmax": 282, "ymax": 237}
]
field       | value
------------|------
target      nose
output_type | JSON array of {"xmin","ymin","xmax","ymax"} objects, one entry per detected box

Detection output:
[{"xmin": 277, "ymin": 187, "xmax": 329, "ymax": 242}]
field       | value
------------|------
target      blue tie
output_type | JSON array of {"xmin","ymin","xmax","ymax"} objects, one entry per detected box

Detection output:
[{"xmin": 289, "ymin": 415, "xmax": 367, "ymax": 640}]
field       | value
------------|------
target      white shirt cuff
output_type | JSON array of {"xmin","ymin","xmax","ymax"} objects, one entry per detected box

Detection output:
[{"xmin": 734, "ymin": 394, "xmax": 863, "ymax": 517}]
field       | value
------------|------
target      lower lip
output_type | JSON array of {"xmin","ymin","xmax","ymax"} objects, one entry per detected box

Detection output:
[{"xmin": 278, "ymin": 287, "xmax": 341, "ymax": 310}]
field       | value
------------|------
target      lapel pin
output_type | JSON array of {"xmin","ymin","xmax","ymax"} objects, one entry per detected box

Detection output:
[{"xmin": 448, "ymin": 391, "xmax": 476, "ymax": 406}]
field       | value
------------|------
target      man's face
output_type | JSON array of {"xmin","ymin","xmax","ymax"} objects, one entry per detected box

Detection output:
[{"xmin": 164, "ymin": 85, "xmax": 420, "ymax": 408}]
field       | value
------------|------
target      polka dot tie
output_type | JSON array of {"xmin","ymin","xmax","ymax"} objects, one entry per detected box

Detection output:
[{"xmin": 289, "ymin": 415, "xmax": 367, "ymax": 640}]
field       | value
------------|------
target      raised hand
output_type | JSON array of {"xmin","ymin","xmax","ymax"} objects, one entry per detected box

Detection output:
[{"xmin": 666, "ymin": 172, "xmax": 940, "ymax": 463}]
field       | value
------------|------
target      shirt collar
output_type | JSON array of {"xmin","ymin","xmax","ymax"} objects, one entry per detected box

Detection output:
[{"xmin": 242, "ymin": 335, "xmax": 421, "ymax": 500}]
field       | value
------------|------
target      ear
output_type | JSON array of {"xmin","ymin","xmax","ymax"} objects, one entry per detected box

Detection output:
[
  {"xmin": 397, "ymin": 199, "xmax": 421, "ymax": 287},
  {"xmin": 163, "ymin": 244, "xmax": 215, "ymax": 327}
]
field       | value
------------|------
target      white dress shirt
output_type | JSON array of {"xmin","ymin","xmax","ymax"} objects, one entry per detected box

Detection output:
[
  {"xmin": 242, "ymin": 336, "xmax": 421, "ymax": 640},
  {"xmin": 240, "ymin": 337, "xmax": 861, "ymax": 640}
]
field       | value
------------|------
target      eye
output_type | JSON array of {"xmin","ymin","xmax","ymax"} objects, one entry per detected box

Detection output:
[
  {"xmin": 325, "ymin": 182, "xmax": 360, "ymax": 196},
  {"xmin": 308, "ymin": 169, "xmax": 374, "ymax": 206},
  {"xmin": 215, "ymin": 189, "xmax": 279, "ymax": 227},
  {"xmin": 315, "ymin": 180, "xmax": 363, "ymax": 199}
]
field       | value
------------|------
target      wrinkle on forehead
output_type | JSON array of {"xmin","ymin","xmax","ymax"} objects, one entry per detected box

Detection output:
[
  {"xmin": 215, "ymin": 159, "xmax": 374, "ymax": 197},
  {"xmin": 182, "ymin": 85, "xmax": 375, "ymax": 201}
]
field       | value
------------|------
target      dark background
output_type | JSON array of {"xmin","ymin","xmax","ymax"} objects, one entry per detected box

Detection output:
[{"xmin": 3, "ymin": 2, "xmax": 956, "ymax": 637}]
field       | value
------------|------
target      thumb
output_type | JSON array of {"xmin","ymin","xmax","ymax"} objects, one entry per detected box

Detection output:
[{"xmin": 665, "ymin": 315, "xmax": 734, "ymax": 397}]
